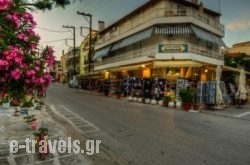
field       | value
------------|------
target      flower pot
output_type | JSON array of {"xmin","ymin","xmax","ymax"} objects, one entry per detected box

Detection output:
[
  {"xmin": 192, "ymin": 104, "xmax": 200, "ymax": 110},
  {"xmin": 151, "ymin": 99, "xmax": 157, "ymax": 105},
  {"xmin": 137, "ymin": 98, "xmax": 143, "ymax": 103},
  {"xmin": 158, "ymin": 100, "xmax": 163, "ymax": 106},
  {"xmin": 2, "ymin": 102, "xmax": 10, "ymax": 109},
  {"xmin": 133, "ymin": 97, "xmax": 138, "ymax": 102},
  {"xmin": 127, "ymin": 96, "xmax": 133, "ymax": 102},
  {"xmin": 183, "ymin": 103, "xmax": 192, "ymax": 111},
  {"xmin": 175, "ymin": 101, "xmax": 182, "ymax": 109},
  {"xmin": 163, "ymin": 102, "xmax": 168, "ymax": 107},
  {"xmin": 168, "ymin": 101, "xmax": 175, "ymax": 108},
  {"xmin": 145, "ymin": 98, "xmax": 150, "ymax": 104}
]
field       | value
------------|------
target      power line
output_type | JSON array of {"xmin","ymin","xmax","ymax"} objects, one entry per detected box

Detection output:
[
  {"xmin": 36, "ymin": 26, "xmax": 70, "ymax": 33},
  {"xmin": 41, "ymin": 39, "xmax": 66, "ymax": 43}
]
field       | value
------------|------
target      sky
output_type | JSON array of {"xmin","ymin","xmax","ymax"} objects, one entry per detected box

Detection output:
[{"xmin": 32, "ymin": 0, "xmax": 250, "ymax": 60}]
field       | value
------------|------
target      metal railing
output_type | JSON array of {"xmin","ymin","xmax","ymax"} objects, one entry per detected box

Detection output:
[
  {"xmin": 94, "ymin": 44, "xmax": 223, "ymax": 66},
  {"xmin": 97, "ymin": 7, "xmax": 224, "ymax": 45}
]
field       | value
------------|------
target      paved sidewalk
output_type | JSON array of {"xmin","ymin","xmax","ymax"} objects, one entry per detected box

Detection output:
[
  {"xmin": 200, "ymin": 104, "xmax": 250, "ymax": 120},
  {"xmin": 0, "ymin": 107, "xmax": 91, "ymax": 165}
]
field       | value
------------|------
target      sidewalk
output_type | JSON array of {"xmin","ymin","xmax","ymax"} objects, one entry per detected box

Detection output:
[
  {"xmin": 200, "ymin": 103, "xmax": 250, "ymax": 120},
  {"xmin": 0, "ymin": 106, "xmax": 91, "ymax": 165}
]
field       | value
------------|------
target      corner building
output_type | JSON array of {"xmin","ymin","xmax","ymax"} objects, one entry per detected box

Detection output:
[{"xmin": 93, "ymin": 0, "xmax": 225, "ymax": 83}]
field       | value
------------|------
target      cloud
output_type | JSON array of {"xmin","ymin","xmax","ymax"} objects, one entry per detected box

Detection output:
[{"xmin": 226, "ymin": 19, "xmax": 250, "ymax": 31}]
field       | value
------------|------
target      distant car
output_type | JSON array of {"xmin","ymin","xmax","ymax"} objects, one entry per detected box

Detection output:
[{"xmin": 68, "ymin": 80, "xmax": 78, "ymax": 88}]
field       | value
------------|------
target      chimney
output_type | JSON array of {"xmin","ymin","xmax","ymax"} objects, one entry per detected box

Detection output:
[
  {"xmin": 98, "ymin": 20, "xmax": 105, "ymax": 31},
  {"xmin": 191, "ymin": 0, "xmax": 198, "ymax": 4}
]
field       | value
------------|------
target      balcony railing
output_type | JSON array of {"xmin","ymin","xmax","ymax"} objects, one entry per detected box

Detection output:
[
  {"xmin": 94, "ymin": 44, "xmax": 223, "ymax": 66},
  {"xmin": 97, "ymin": 7, "xmax": 224, "ymax": 45}
]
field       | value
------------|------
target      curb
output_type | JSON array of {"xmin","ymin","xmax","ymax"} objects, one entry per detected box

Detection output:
[{"xmin": 199, "ymin": 110, "xmax": 250, "ymax": 121}]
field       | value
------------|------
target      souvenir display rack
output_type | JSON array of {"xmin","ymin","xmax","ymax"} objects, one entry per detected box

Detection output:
[{"xmin": 175, "ymin": 78, "xmax": 189, "ymax": 102}]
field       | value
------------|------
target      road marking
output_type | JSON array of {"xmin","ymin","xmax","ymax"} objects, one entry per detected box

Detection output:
[
  {"xmin": 235, "ymin": 112, "xmax": 250, "ymax": 118},
  {"xmin": 59, "ymin": 105, "xmax": 100, "ymax": 130},
  {"xmin": 49, "ymin": 104, "xmax": 102, "ymax": 138}
]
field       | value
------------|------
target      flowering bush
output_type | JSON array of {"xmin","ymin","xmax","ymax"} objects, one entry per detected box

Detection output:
[{"xmin": 0, "ymin": 0, "xmax": 55, "ymax": 100}]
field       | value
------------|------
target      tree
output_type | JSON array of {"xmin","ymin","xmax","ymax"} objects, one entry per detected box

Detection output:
[
  {"xmin": 0, "ymin": 0, "xmax": 70, "ymax": 102},
  {"xmin": 21, "ymin": 0, "xmax": 70, "ymax": 11}
]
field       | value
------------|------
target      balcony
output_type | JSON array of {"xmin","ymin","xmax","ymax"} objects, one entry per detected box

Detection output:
[
  {"xmin": 96, "ymin": 7, "xmax": 224, "ymax": 47},
  {"xmin": 94, "ymin": 44, "xmax": 223, "ymax": 67}
]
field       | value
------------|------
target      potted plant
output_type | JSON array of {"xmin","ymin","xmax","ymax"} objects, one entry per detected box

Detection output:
[
  {"xmin": 179, "ymin": 88, "xmax": 195, "ymax": 111},
  {"xmin": 34, "ymin": 126, "xmax": 49, "ymax": 142},
  {"xmin": 24, "ymin": 114, "xmax": 38, "ymax": 129},
  {"xmin": 163, "ymin": 95, "xmax": 171, "ymax": 107},
  {"xmin": 21, "ymin": 99, "xmax": 34, "ymax": 109},
  {"xmin": 24, "ymin": 114, "xmax": 37, "ymax": 123},
  {"xmin": 2, "ymin": 95, "xmax": 10, "ymax": 109},
  {"xmin": 10, "ymin": 98, "xmax": 21, "ymax": 107}
]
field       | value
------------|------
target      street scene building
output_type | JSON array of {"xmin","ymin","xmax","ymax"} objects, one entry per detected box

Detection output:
[
  {"xmin": 61, "ymin": 0, "xmax": 248, "ymax": 109},
  {"xmin": 93, "ymin": 0, "xmax": 225, "ymax": 81},
  {"xmin": 2, "ymin": 0, "xmax": 250, "ymax": 165},
  {"xmin": 223, "ymin": 40, "xmax": 250, "ymax": 57}
]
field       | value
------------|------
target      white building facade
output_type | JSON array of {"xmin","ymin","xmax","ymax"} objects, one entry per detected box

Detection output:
[{"xmin": 93, "ymin": 0, "xmax": 225, "ymax": 81}]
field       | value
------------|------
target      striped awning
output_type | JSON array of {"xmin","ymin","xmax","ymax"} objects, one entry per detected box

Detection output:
[
  {"xmin": 119, "ymin": 27, "xmax": 153, "ymax": 49},
  {"xmin": 154, "ymin": 25, "xmax": 192, "ymax": 35},
  {"xmin": 110, "ymin": 41, "xmax": 121, "ymax": 52},
  {"xmin": 93, "ymin": 45, "xmax": 113, "ymax": 60},
  {"xmin": 191, "ymin": 25, "xmax": 226, "ymax": 46}
]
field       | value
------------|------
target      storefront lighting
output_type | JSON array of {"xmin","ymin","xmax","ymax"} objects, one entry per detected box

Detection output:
[
  {"xmin": 141, "ymin": 64, "xmax": 145, "ymax": 68},
  {"xmin": 205, "ymin": 69, "xmax": 208, "ymax": 73}
]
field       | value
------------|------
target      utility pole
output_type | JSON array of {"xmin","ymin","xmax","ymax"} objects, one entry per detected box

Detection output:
[
  {"xmin": 77, "ymin": 11, "xmax": 92, "ymax": 73},
  {"xmin": 62, "ymin": 25, "xmax": 76, "ymax": 76}
]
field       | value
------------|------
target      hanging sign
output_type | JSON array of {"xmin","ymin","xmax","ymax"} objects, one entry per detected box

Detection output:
[{"xmin": 158, "ymin": 44, "xmax": 188, "ymax": 53}]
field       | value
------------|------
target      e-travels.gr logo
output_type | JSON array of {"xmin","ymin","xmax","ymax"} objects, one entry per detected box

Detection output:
[{"xmin": 9, "ymin": 137, "xmax": 101, "ymax": 155}]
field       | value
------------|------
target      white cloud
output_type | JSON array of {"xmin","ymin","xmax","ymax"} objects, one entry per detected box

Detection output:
[{"xmin": 226, "ymin": 19, "xmax": 250, "ymax": 31}]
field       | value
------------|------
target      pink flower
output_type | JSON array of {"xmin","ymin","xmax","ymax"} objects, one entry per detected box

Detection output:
[
  {"xmin": 25, "ymin": 79, "xmax": 31, "ymax": 84},
  {"xmin": 6, "ymin": 12, "xmax": 20, "ymax": 28},
  {"xmin": 11, "ymin": 69, "xmax": 21, "ymax": 80},
  {"xmin": 35, "ymin": 66, "xmax": 40, "ymax": 71},
  {"xmin": 26, "ymin": 70, "xmax": 35, "ymax": 77},
  {"xmin": 0, "ymin": 3, "xmax": 53, "ymax": 98},
  {"xmin": 0, "ymin": 60, "xmax": 9, "ymax": 70},
  {"xmin": 17, "ymin": 33, "xmax": 28, "ymax": 42},
  {"xmin": 14, "ymin": 56, "xmax": 22, "ymax": 64},
  {"xmin": 29, "ymin": 43, "xmax": 36, "ymax": 50},
  {"xmin": 0, "ymin": 78, "xmax": 6, "ymax": 82},
  {"xmin": 22, "ymin": 12, "xmax": 36, "ymax": 26},
  {"xmin": 0, "ymin": 0, "xmax": 10, "ymax": 11}
]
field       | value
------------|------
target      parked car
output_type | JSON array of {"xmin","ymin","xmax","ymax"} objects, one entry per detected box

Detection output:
[{"xmin": 68, "ymin": 80, "xmax": 78, "ymax": 88}]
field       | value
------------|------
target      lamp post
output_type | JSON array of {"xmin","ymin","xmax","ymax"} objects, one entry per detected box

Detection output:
[
  {"xmin": 62, "ymin": 25, "xmax": 76, "ymax": 76},
  {"xmin": 77, "ymin": 11, "xmax": 92, "ymax": 73}
]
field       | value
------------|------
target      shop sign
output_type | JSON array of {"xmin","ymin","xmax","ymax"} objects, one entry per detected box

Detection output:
[{"xmin": 158, "ymin": 44, "xmax": 188, "ymax": 53}]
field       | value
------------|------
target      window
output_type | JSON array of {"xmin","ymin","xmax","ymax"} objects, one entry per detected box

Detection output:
[
  {"xmin": 177, "ymin": 5, "xmax": 186, "ymax": 16},
  {"xmin": 207, "ymin": 41, "xmax": 213, "ymax": 49}
]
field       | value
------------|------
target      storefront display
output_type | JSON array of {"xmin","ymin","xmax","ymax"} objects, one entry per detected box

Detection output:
[{"xmin": 175, "ymin": 78, "xmax": 189, "ymax": 102}]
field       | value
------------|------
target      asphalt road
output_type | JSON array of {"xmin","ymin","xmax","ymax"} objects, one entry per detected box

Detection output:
[{"xmin": 46, "ymin": 83, "xmax": 250, "ymax": 165}]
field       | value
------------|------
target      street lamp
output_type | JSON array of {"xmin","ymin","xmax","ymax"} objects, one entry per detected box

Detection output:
[
  {"xmin": 77, "ymin": 11, "xmax": 92, "ymax": 73},
  {"xmin": 62, "ymin": 25, "xmax": 76, "ymax": 76}
]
